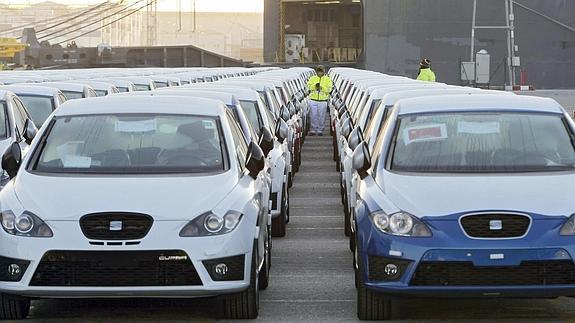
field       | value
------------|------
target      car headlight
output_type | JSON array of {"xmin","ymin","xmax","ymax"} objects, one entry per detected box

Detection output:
[
  {"xmin": 0, "ymin": 211, "xmax": 53, "ymax": 237},
  {"xmin": 370, "ymin": 211, "xmax": 432, "ymax": 237},
  {"xmin": 560, "ymin": 214, "xmax": 575, "ymax": 235},
  {"xmin": 180, "ymin": 211, "xmax": 243, "ymax": 237}
]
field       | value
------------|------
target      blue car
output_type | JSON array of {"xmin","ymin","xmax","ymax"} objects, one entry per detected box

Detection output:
[{"xmin": 351, "ymin": 94, "xmax": 575, "ymax": 320}]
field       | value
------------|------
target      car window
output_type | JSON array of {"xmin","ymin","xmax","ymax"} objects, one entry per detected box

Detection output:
[
  {"xmin": 33, "ymin": 114, "xmax": 226, "ymax": 174},
  {"xmin": 94, "ymin": 90, "xmax": 107, "ymax": 97},
  {"xmin": 12, "ymin": 98, "xmax": 27, "ymax": 136},
  {"xmin": 226, "ymin": 111, "xmax": 248, "ymax": 171},
  {"xmin": 0, "ymin": 102, "xmax": 8, "ymax": 139},
  {"xmin": 117, "ymin": 87, "xmax": 129, "ymax": 93},
  {"xmin": 154, "ymin": 81, "xmax": 168, "ymax": 88},
  {"xmin": 134, "ymin": 84, "xmax": 151, "ymax": 91},
  {"xmin": 88, "ymin": 89, "xmax": 97, "ymax": 97},
  {"xmin": 61, "ymin": 91, "xmax": 84, "ymax": 100},
  {"xmin": 239, "ymin": 100, "xmax": 263, "ymax": 136},
  {"xmin": 18, "ymin": 95, "xmax": 54, "ymax": 128},
  {"xmin": 389, "ymin": 112, "xmax": 575, "ymax": 173}
]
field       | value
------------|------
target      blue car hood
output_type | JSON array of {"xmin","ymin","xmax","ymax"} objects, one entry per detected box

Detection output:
[{"xmin": 381, "ymin": 171, "xmax": 575, "ymax": 218}]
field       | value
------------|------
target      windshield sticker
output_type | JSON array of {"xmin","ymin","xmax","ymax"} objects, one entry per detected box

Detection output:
[
  {"xmin": 56, "ymin": 141, "xmax": 84, "ymax": 157},
  {"xmin": 115, "ymin": 119, "xmax": 157, "ymax": 133},
  {"xmin": 457, "ymin": 121, "xmax": 500, "ymax": 134},
  {"xmin": 61, "ymin": 156, "xmax": 92, "ymax": 168},
  {"xmin": 403, "ymin": 124, "xmax": 447, "ymax": 145},
  {"xmin": 202, "ymin": 120, "xmax": 215, "ymax": 129}
]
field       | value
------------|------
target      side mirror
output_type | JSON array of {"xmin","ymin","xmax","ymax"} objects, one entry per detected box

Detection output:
[
  {"xmin": 259, "ymin": 127, "xmax": 274, "ymax": 157},
  {"xmin": 340, "ymin": 116, "xmax": 352, "ymax": 139},
  {"xmin": 23, "ymin": 119, "xmax": 38, "ymax": 145},
  {"xmin": 2, "ymin": 142, "xmax": 22, "ymax": 179},
  {"xmin": 275, "ymin": 118, "xmax": 289, "ymax": 143},
  {"xmin": 246, "ymin": 141, "xmax": 265, "ymax": 179},
  {"xmin": 288, "ymin": 102, "xmax": 296, "ymax": 117},
  {"xmin": 348, "ymin": 126, "xmax": 364, "ymax": 151},
  {"xmin": 352, "ymin": 142, "xmax": 371, "ymax": 179}
]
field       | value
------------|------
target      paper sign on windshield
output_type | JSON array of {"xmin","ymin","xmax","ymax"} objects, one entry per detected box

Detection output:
[
  {"xmin": 115, "ymin": 119, "xmax": 157, "ymax": 133},
  {"xmin": 457, "ymin": 121, "xmax": 500, "ymax": 134},
  {"xmin": 403, "ymin": 124, "xmax": 447, "ymax": 145}
]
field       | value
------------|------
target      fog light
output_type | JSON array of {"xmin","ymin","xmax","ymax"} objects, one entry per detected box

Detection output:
[
  {"xmin": 384, "ymin": 264, "xmax": 399, "ymax": 278},
  {"xmin": 7, "ymin": 264, "xmax": 20, "ymax": 276},
  {"xmin": 215, "ymin": 263, "xmax": 228, "ymax": 276}
]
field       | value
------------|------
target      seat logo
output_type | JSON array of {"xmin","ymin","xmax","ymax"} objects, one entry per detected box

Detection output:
[
  {"xmin": 489, "ymin": 220, "xmax": 502, "ymax": 231},
  {"xmin": 109, "ymin": 220, "xmax": 123, "ymax": 231},
  {"xmin": 158, "ymin": 255, "xmax": 188, "ymax": 261}
]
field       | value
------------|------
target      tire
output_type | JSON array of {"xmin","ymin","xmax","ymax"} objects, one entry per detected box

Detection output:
[
  {"xmin": 344, "ymin": 204, "xmax": 351, "ymax": 237},
  {"xmin": 349, "ymin": 222, "xmax": 356, "ymax": 253},
  {"xmin": 0, "ymin": 293, "xmax": 30, "ymax": 320},
  {"xmin": 223, "ymin": 244, "xmax": 259, "ymax": 319},
  {"xmin": 288, "ymin": 171, "xmax": 293, "ymax": 188},
  {"xmin": 272, "ymin": 186, "xmax": 287, "ymax": 237},
  {"xmin": 356, "ymin": 251, "xmax": 392, "ymax": 320}
]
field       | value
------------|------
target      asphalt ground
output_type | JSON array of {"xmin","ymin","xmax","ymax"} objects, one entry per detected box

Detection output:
[{"xmin": 19, "ymin": 91, "xmax": 575, "ymax": 322}]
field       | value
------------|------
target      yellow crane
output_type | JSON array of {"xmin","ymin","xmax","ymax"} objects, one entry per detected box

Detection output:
[{"xmin": 0, "ymin": 38, "xmax": 27, "ymax": 58}]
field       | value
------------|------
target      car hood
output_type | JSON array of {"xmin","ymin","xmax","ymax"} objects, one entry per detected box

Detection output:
[
  {"xmin": 381, "ymin": 172, "xmax": 575, "ymax": 218},
  {"xmin": 14, "ymin": 172, "xmax": 237, "ymax": 221}
]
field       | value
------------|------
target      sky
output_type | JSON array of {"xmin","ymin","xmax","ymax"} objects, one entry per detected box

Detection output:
[{"xmin": 0, "ymin": 0, "xmax": 264, "ymax": 12}]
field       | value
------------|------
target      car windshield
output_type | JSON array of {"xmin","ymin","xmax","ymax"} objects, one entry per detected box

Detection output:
[
  {"xmin": 134, "ymin": 84, "xmax": 151, "ymax": 91},
  {"xmin": 0, "ymin": 102, "xmax": 7, "ymax": 139},
  {"xmin": 94, "ymin": 90, "xmax": 107, "ymax": 97},
  {"xmin": 33, "ymin": 114, "xmax": 226, "ymax": 174},
  {"xmin": 239, "ymin": 100, "xmax": 263, "ymax": 136},
  {"xmin": 390, "ymin": 112, "xmax": 575, "ymax": 173},
  {"xmin": 18, "ymin": 95, "xmax": 55, "ymax": 128},
  {"xmin": 61, "ymin": 90, "xmax": 84, "ymax": 100}
]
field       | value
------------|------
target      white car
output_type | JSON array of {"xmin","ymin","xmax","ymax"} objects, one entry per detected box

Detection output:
[
  {"xmin": 0, "ymin": 96, "xmax": 270, "ymax": 320},
  {"xmin": 0, "ymin": 85, "xmax": 67, "ymax": 128},
  {"xmin": 0, "ymin": 90, "xmax": 38, "ymax": 187}
]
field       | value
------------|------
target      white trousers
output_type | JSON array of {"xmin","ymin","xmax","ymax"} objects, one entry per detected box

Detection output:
[{"xmin": 309, "ymin": 99, "xmax": 327, "ymax": 134}]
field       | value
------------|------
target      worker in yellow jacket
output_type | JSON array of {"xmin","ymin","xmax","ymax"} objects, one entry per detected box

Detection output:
[
  {"xmin": 307, "ymin": 65, "xmax": 333, "ymax": 136},
  {"xmin": 417, "ymin": 58, "xmax": 436, "ymax": 82}
]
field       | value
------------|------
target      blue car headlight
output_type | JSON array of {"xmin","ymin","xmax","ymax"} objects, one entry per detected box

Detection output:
[
  {"xmin": 560, "ymin": 215, "xmax": 575, "ymax": 235},
  {"xmin": 370, "ymin": 211, "xmax": 432, "ymax": 237},
  {"xmin": 179, "ymin": 211, "xmax": 243, "ymax": 237}
]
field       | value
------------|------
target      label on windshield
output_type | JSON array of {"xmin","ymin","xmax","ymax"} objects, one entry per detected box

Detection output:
[
  {"xmin": 458, "ymin": 121, "xmax": 500, "ymax": 134},
  {"xmin": 61, "ymin": 156, "xmax": 92, "ymax": 168},
  {"xmin": 403, "ymin": 124, "xmax": 447, "ymax": 145},
  {"xmin": 115, "ymin": 119, "xmax": 157, "ymax": 133}
]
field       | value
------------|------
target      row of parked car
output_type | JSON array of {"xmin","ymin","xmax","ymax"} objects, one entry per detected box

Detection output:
[
  {"xmin": 328, "ymin": 68, "xmax": 575, "ymax": 320},
  {"xmin": 0, "ymin": 66, "xmax": 314, "ymax": 319}
]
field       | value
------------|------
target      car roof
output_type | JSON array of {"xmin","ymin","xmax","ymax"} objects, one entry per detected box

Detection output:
[
  {"xmin": 0, "ymin": 85, "xmax": 61, "ymax": 96},
  {"xmin": 55, "ymin": 95, "xmax": 226, "ymax": 117},
  {"xmin": 37, "ymin": 82, "xmax": 91, "ymax": 91},
  {"xmin": 123, "ymin": 89, "xmax": 238, "ymax": 105},
  {"xmin": 182, "ymin": 85, "xmax": 260, "ymax": 100},
  {"xmin": 381, "ymin": 88, "xmax": 507, "ymax": 106},
  {"xmin": 395, "ymin": 94, "xmax": 565, "ymax": 115}
]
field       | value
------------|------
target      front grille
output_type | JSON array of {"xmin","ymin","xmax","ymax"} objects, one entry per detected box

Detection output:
[
  {"xmin": 80, "ymin": 213, "xmax": 153, "ymax": 240},
  {"xmin": 368, "ymin": 256, "xmax": 411, "ymax": 281},
  {"xmin": 460, "ymin": 213, "xmax": 530, "ymax": 238},
  {"xmin": 410, "ymin": 260, "xmax": 575, "ymax": 286},
  {"xmin": 30, "ymin": 250, "xmax": 202, "ymax": 287},
  {"xmin": 203, "ymin": 255, "xmax": 245, "ymax": 281}
]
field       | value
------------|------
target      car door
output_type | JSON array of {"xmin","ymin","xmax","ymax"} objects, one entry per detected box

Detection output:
[{"xmin": 226, "ymin": 111, "xmax": 268, "ymax": 264}]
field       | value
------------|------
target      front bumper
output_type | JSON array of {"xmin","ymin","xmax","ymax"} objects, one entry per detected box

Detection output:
[
  {"xmin": 357, "ymin": 214, "xmax": 575, "ymax": 298},
  {"xmin": 0, "ymin": 219, "xmax": 254, "ymax": 298}
]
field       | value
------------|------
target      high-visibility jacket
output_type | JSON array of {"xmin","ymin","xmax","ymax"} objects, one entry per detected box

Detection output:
[
  {"xmin": 417, "ymin": 68, "xmax": 436, "ymax": 82},
  {"xmin": 307, "ymin": 75, "xmax": 333, "ymax": 101}
]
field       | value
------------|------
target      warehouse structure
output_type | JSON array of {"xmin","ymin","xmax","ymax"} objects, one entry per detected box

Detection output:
[{"xmin": 264, "ymin": 0, "xmax": 575, "ymax": 88}]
